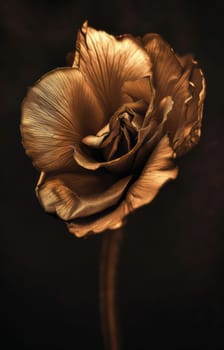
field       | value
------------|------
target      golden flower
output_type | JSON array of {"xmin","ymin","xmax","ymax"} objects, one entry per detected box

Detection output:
[{"xmin": 21, "ymin": 22, "xmax": 205, "ymax": 237}]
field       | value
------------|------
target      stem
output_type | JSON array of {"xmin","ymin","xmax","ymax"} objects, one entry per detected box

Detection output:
[{"xmin": 99, "ymin": 229, "xmax": 123, "ymax": 350}]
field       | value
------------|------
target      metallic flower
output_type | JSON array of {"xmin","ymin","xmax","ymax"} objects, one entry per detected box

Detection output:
[{"xmin": 21, "ymin": 22, "xmax": 205, "ymax": 237}]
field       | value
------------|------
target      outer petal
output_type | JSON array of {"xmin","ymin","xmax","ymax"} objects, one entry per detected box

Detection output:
[
  {"xmin": 68, "ymin": 135, "xmax": 178, "ymax": 237},
  {"xmin": 186, "ymin": 67, "xmax": 205, "ymax": 126},
  {"xmin": 173, "ymin": 67, "xmax": 206, "ymax": 156},
  {"xmin": 21, "ymin": 68, "xmax": 104, "ymax": 172},
  {"xmin": 73, "ymin": 21, "xmax": 152, "ymax": 116},
  {"xmin": 142, "ymin": 34, "xmax": 192, "ymax": 131},
  {"xmin": 36, "ymin": 172, "xmax": 131, "ymax": 221},
  {"xmin": 143, "ymin": 33, "xmax": 205, "ymax": 155},
  {"xmin": 142, "ymin": 33, "xmax": 183, "ymax": 101}
]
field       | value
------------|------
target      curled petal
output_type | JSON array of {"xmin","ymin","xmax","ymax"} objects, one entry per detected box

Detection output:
[
  {"xmin": 82, "ymin": 134, "xmax": 109, "ymax": 148},
  {"xmin": 125, "ymin": 135, "xmax": 178, "ymax": 209},
  {"xmin": 173, "ymin": 68, "xmax": 206, "ymax": 156},
  {"xmin": 68, "ymin": 135, "xmax": 178, "ymax": 237},
  {"xmin": 73, "ymin": 21, "xmax": 152, "ymax": 116},
  {"xmin": 36, "ymin": 172, "xmax": 131, "ymax": 221},
  {"xmin": 73, "ymin": 143, "xmax": 135, "ymax": 174},
  {"xmin": 21, "ymin": 68, "xmax": 104, "ymax": 172}
]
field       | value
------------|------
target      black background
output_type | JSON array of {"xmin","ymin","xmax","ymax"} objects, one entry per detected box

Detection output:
[{"xmin": 1, "ymin": 0, "xmax": 224, "ymax": 349}]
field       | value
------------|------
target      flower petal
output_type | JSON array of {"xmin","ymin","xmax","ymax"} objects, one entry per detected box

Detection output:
[
  {"xmin": 165, "ymin": 59, "xmax": 194, "ymax": 141},
  {"xmin": 73, "ymin": 97, "xmax": 158, "ymax": 174},
  {"xmin": 73, "ymin": 21, "xmax": 152, "ymax": 116},
  {"xmin": 122, "ymin": 77, "xmax": 153, "ymax": 103},
  {"xmin": 186, "ymin": 67, "xmax": 205, "ymax": 125},
  {"xmin": 21, "ymin": 68, "xmax": 104, "ymax": 172},
  {"xmin": 142, "ymin": 34, "xmax": 192, "ymax": 129},
  {"xmin": 73, "ymin": 122, "xmax": 158, "ymax": 174},
  {"xmin": 173, "ymin": 67, "xmax": 206, "ymax": 156},
  {"xmin": 73, "ymin": 143, "xmax": 135, "ymax": 174},
  {"xmin": 68, "ymin": 135, "xmax": 178, "ymax": 237},
  {"xmin": 126, "ymin": 135, "xmax": 178, "ymax": 208},
  {"xmin": 143, "ymin": 33, "xmax": 182, "ymax": 101},
  {"xmin": 134, "ymin": 96, "xmax": 174, "ymax": 168},
  {"xmin": 176, "ymin": 53, "xmax": 194, "ymax": 69},
  {"xmin": 36, "ymin": 172, "xmax": 131, "ymax": 221},
  {"xmin": 143, "ymin": 34, "xmax": 205, "ymax": 153}
]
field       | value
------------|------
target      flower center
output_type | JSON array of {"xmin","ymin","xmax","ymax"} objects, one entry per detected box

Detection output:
[{"xmin": 82, "ymin": 100, "xmax": 148, "ymax": 162}]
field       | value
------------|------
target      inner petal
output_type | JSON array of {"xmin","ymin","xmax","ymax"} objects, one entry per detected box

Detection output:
[
  {"xmin": 82, "ymin": 106, "xmax": 142, "ymax": 163},
  {"xmin": 74, "ymin": 100, "xmax": 151, "ymax": 174},
  {"xmin": 104, "ymin": 112, "xmax": 135, "ymax": 161}
]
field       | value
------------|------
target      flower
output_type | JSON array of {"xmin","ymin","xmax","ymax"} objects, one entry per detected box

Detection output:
[{"xmin": 21, "ymin": 21, "xmax": 205, "ymax": 237}]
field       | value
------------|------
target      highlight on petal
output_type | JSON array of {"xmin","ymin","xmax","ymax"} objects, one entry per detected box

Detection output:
[
  {"xmin": 21, "ymin": 68, "xmax": 104, "ymax": 172},
  {"xmin": 82, "ymin": 122, "xmax": 110, "ymax": 148},
  {"xmin": 36, "ymin": 172, "xmax": 131, "ymax": 221},
  {"xmin": 68, "ymin": 135, "xmax": 178, "ymax": 237},
  {"xmin": 73, "ymin": 21, "xmax": 152, "ymax": 116}
]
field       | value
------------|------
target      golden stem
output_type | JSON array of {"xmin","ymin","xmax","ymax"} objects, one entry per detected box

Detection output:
[{"xmin": 99, "ymin": 229, "xmax": 123, "ymax": 350}]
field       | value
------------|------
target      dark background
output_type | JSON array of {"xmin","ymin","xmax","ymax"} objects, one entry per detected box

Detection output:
[{"xmin": 1, "ymin": 0, "xmax": 224, "ymax": 349}]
